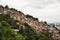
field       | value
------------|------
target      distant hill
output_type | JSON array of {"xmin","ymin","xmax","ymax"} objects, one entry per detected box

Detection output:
[{"xmin": 48, "ymin": 22, "xmax": 60, "ymax": 27}]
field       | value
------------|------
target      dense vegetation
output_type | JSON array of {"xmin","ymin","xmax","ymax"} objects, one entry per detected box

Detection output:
[
  {"xmin": 0, "ymin": 14, "xmax": 25, "ymax": 40},
  {"xmin": 0, "ymin": 14, "xmax": 54, "ymax": 40},
  {"xmin": 0, "ymin": 21, "xmax": 25, "ymax": 40}
]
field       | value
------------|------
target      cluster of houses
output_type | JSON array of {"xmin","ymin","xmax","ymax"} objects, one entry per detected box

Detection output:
[{"xmin": 0, "ymin": 5, "xmax": 60, "ymax": 40}]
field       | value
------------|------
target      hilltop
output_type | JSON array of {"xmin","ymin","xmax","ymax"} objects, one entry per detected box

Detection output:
[{"xmin": 0, "ymin": 5, "xmax": 60, "ymax": 40}]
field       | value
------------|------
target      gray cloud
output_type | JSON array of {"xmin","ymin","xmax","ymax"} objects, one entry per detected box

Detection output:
[
  {"xmin": 0, "ymin": 0, "xmax": 1, "ymax": 3},
  {"xmin": 0, "ymin": 0, "xmax": 60, "ymax": 23},
  {"xmin": 58, "ymin": 0, "xmax": 60, "ymax": 2},
  {"xmin": 27, "ymin": 0, "xmax": 59, "ymax": 9}
]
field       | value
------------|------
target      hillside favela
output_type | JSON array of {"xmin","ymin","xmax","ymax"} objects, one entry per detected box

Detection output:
[{"xmin": 0, "ymin": 5, "xmax": 60, "ymax": 40}]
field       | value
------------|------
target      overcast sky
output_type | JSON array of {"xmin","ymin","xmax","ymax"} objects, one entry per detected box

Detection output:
[{"xmin": 0, "ymin": 0, "xmax": 60, "ymax": 23}]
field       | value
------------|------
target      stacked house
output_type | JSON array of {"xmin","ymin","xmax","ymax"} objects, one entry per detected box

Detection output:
[{"xmin": 0, "ymin": 5, "xmax": 60, "ymax": 39}]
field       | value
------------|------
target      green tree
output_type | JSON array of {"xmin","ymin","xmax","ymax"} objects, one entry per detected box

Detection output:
[
  {"xmin": 0, "ymin": 21, "xmax": 25, "ymax": 40},
  {"xmin": 5, "ymin": 5, "xmax": 9, "ymax": 9},
  {"xmin": 37, "ymin": 30, "xmax": 54, "ymax": 40},
  {"xmin": 19, "ymin": 23, "xmax": 39, "ymax": 40},
  {"xmin": 0, "ymin": 14, "xmax": 19, "ymax": 29}
]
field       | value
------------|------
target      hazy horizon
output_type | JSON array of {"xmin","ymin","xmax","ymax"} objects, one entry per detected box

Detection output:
[{"xmin": 0, "ymin": 0, "xmax": 60, "ymax": 23}]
